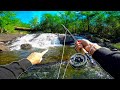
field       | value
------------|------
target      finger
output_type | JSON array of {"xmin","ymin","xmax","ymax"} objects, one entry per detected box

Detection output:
[
  {"xmin": 85, "ymin": 45, "xmax": 91, "ymax": 52},
  {"xmin": 76, "ymin": 40, "xmax": 82, "ymax": 44},
  {"xmin": 75, "ymin": 41, "xmax": 82, "ymax": 46},
  {"xmin": 75, "ymin": 42, "xmax": 83, "ymax": 47},
  {"xmin": 75, "ymin": 44, "xmax": 83, "ymax": 53},
  {"xmin": 81, "ymin": 48, "xmax": 88, "ymax": 53},
  {"xmin": 75, "ymin": 46, "xmax": 80, "ymax": 52},
  {"xmin": 81, "ymin": 39, "xmax": 90, "ymax": 45},
  {"xmin": 41, "ymin": 49, "xmax": 48, "ymax": 56},
  {"xmin": 40, "ymin": 58, "xmax": 43, "ymax": 62}
]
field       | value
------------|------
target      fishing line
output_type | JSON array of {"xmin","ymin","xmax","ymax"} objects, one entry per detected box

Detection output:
[
  {"xmin": 62, "ymin": 60, "xmax": 70, "ymax": 79},
  {"xmin": 57, "ymin": 30, "xmax": 67, "ymax": 79},
  {"xmin": 57, "ymin": 24, "xmax": 84, "ymax": 79}
]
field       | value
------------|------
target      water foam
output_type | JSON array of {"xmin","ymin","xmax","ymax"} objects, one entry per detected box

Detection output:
[{"xmin": 9, "ymin": 33, "xmax": 62, "ymax": 50}]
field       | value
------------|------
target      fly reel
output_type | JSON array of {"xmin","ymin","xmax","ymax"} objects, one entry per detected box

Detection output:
[{"xmin": 69, "ymin": 53, "xmax": 87, "ymax": 69}]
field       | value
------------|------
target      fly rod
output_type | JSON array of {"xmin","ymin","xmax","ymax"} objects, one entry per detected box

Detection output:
[
  {"xmin": 61, "ymin": 24, "xmax": 95, "ymax": 67},
  {"xmin": 61, "ymin": 24, "xmax": 87, "ymax": 53}
]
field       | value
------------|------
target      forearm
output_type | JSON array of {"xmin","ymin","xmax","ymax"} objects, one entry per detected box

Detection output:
[
  {"xmin": 92, "ymin": 47, "xmax": 120, "ymax": 79},
  {"xmin": 0, "ymin": 59, "xmax": 32, "ymax": 79}
]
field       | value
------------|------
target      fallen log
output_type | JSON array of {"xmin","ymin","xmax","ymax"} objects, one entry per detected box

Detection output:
[{"xmin": 15, "ymin": 27, "xmax": 34, "ymax": 31}]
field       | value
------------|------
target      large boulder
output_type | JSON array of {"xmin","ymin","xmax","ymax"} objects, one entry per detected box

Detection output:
[
  {"xmin": 0, "ymin": 34, "xmax": 24, "ymax": 42},
  {"xmin": 20, "ymin": 44, "xmax": 32, "ymax": 50},
  {"xmin": 111, "ymin": 37, "xmax": 120, "ymax": 43},
  {"xmin": 58, "ymin": 34, "xmax": 74, "ymax": 45},
  {"xmin": 91, "ymin": 37, "xmax": 104, "ymax": 43},
  {"xmin": 0, "ymin": 45, "xmax": 10, "ymax": 52}
]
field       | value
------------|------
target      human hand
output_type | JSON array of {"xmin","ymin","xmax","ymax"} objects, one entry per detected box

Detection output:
[
  {"xmin": 27, "ymin": 49, "xmax": 48, "ymax": 65},
  {"xmin": 75, "ymin": 39, "xmax": 101, "ymax": 55}
]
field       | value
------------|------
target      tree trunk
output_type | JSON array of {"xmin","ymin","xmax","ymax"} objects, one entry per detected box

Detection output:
[
  {"xmin": 15, "ymin": 27, "xmax": 33, "ymax": 31},
  {"xmin": 87, "ymin": 16, "xmax": 90, "ymax": 32}
]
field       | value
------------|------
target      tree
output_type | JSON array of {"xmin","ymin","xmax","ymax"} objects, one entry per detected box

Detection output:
[
  {"xmin": 30, "ymin": 11, "xmax": 120, "ymax": 40},
  {"xmin": 105, "ymin": 11, "xmax": 120, "ymax": 38},
  {"xmin": 0, "ymin": 11, "xmax": 16, "ymax": 33},
  {"xmin": 29, "ymin": 16, "xmax": 39, "ymax": 29},
  {"xmin": 0, "ymin": 11, "xmax": 31, "ymax": 33},
  {"xmin": 79, "ymin": 11, "xmax": 98, "ymax": 32}
]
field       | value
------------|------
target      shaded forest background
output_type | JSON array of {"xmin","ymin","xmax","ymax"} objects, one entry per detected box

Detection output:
[{"xmin": 0, "ymin": 11, "xmax": 120, "ymax": 40}]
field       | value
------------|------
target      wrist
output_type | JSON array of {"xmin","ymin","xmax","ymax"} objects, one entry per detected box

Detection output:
[
  {"xmin": 89, "ymin": 44, "xmax": 101, "ymax": 55},
  {"xmin": 26, "ymin": 57, "xmax": 34, "ymax": 65}
]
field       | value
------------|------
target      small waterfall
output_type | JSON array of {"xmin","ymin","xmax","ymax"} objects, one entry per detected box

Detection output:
[{"xmin": 9, "ymin": 33, "xmax": 62, "ymax": 51}]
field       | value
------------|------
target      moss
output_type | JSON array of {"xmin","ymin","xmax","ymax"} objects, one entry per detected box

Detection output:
[
  {"xmin": 0, "ymin": 51, "xmax": 21, "ymax": 65},
  {"xmin": 62, "ymin": 65, "xmax": 86, "ymax": 79},
  {"xmin": 112, "ymin": 43, "xmax": 120, "ymax": 49}
]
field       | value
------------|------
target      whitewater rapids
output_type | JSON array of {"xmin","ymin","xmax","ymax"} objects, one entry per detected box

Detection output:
[{"xmin": 9, "ymin": 33, "xmax": 63, "ymax": 51}]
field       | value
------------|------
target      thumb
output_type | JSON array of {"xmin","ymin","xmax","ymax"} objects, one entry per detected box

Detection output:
[{"xmin": 85, "ymin": 45, "xmax": 91, "ymax": 52}]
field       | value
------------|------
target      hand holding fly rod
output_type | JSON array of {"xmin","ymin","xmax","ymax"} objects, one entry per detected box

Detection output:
[
  {"xmin": 61, "ymin": 24, "xmax": 101, "ymax": 55},
  {"xmin": 61, "ymin": 24, "xmax": 91, "ymax": 54},
  {"xmin": 75, "ymin": 39, "xmax": 101, "ymax": 55}
]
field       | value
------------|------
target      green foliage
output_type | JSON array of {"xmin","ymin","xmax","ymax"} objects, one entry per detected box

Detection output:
[
  {"xmin": 112, "ymin": 43, "xmax": 120, "ymax": 49},
  {"xmin": 0, "ymin": 11, "xmax": 120, "ymax": 40},
  {"xmin": 0, "ymin": 11, "xmax": 31, "ymax": 33},
  {"xmin": 29, "ymin": 16, "xmax": 39, "ymax": 29}
]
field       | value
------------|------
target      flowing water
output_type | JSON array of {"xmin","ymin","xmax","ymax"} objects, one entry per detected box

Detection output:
[
  {"xmin": 0, "ymin": 33, "xmax": 113, "ymax": 79},
  {"xmin": 8, "ymin": 33, "xmax": 62, "ymax": 50}
]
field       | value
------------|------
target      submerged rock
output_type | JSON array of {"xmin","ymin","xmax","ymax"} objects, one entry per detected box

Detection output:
[{"xmin": 20, "ymin": 44, "xmax": 32, "ymax": 50}]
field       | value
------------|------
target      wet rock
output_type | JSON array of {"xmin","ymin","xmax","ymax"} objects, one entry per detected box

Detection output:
[
  {"xmin": 111, "ymin": 37, "xmax": 120, "ymax": 43},
  {"xmin": 20, "ymin": 44, "xmax": 32, "ymax": 50},
  {"xmin": 111, "ymin": 49, "xmax": 118, "ymax": 51},
  {"xmin": 97, "ymin": 43, "xmax": 104, "ymax": 47},
  {"xmin": 58, "ymin": 34, "xmax": 74, "ymax": 45},
  {"xmin": 0, "ymin": 45, "xmax": 10, "ymax": 52},
  {"xmin": 91, "ymin": 37, "xmax": 103, "ymax": 43},
  {"xmin": 103, "ymin": 38, "xmax": 110, "ymax": 43},
  {"xmin": 0, "ymin": 34, "xmax": 24, "ymax": 42},
  {"xmin": 0, "ymin": 42, "xmax": 5, "ymax": 45}
]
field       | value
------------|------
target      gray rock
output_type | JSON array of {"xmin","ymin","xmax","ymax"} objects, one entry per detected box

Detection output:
[
  {"xmin": 58, "ymin": 34, "xmax": 74, "ymax": 45},
  {"xmin": 20, "ymin": 44, "xmax": 32, "ymax": 50},
  {"xmin": 0, "ymin": 45, "xmax": 10, "ymax": 52},
  {"xmin": 91, "ymin": 37, "xmax": 103, "ymax": 43}
]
